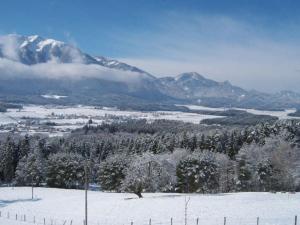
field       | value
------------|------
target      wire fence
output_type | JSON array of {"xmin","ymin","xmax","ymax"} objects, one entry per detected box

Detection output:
[{"xmin": 0, "ymin": 210, "xmax": 298, "ymax": 225}]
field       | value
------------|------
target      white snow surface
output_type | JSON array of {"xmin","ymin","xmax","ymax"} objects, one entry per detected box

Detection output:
[
  {"xmin": 0, "ymin": 187, "xmax": 299, "ymax": 225},
  {"xmin": 1, "ymin": 105, "xmax": 223, "ymax": 125},
  {"xmin": 41, "ymin": 95, "xmax": 68, "ymax": 99}
]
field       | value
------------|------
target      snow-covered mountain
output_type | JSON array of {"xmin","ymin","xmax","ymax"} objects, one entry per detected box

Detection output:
[
  {"xmin": 0, "ymin": 34, "xmax": 300, "ymax": 110},
  {"xmin": 158, "ymin": 72, "xmax": 247, "ymax": 100},
  {"xmin": 0, "ymin": 34, "xmax": 154, "ymax": 80}
]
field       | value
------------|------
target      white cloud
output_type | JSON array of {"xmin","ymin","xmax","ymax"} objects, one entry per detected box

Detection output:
[
  {"xmin": 0, "ymin": 34, "xmax": 144, "ymax": 83},
  {"xmin": 0, "ymin": 58, "xmax": 144, "ymax": 83},
  {"xmin": 0, "ymin": 34, "xmax": 20, "ymax": 61}
]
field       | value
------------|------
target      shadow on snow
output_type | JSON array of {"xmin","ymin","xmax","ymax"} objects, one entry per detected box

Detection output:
[{"xmin": 0, "ymin": 198, "xmax": 41, "ymax": 208}]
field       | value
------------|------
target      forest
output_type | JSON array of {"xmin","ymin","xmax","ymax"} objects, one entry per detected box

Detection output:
[{"xmin": 0, "ymin": 119, "xmax": 299, "ymax": 197}]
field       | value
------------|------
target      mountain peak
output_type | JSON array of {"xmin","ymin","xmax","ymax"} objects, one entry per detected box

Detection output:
[
  {"xmin": 28, "ymin": 35, "xmax": 43, "ymax": 42},
  {"xmin": 176, "ymin": 72, "xmax": 205, "ymax": 81},
  {"xmin": 0, "ymin": 34, "xmax": 156, "ymax": 80}
]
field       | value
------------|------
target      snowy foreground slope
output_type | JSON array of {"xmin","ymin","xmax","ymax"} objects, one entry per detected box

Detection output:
[{"xmin": 0, "ymin": 187, "xmax": 299, "ymax": 225}]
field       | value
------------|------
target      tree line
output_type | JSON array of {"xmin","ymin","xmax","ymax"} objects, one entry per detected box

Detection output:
[{"xmin": 0, "ymin": 119, "xmax": 299, "ymax": 197}]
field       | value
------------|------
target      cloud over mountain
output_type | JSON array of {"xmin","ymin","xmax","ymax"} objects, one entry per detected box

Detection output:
[{"xmin": 0, "ymin": 34, "xmax": 150, "ymax": 83}]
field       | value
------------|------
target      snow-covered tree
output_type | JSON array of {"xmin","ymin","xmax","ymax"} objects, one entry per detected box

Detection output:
[
  {"xmin": 237, "ymin": 135, "xmax": 300, "ymax": 191},
  {"xmin": 176, "ymin": 151, "xmax": 219, "ymax": 193},
  {"xmin": 0, "ymin": 137, "xmax": 17, "ymax": 183},
  {"xmin": 46, "ymin": 153, "xmax": 85, "ymax": 189},
  {"xmin": 97, "ymin": 154, "xmax": 129, "ymax": 191},
  {"xmin": 15, "ymin": 152, "xmax": 44, "ymax": 186},
  {"xmin": 121, "ymin": 152, "xmax": 174, "ymax": 197}
]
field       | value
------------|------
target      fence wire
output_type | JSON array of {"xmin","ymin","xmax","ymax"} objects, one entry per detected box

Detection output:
[{"xmin": 0, "ymin": 210, "xmax": 297, "ymax": 225}]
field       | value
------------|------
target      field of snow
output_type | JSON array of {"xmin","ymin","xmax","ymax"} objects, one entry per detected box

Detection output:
[
  {"xmin": 0, "ymin": 105, "xmax": 224, "ymax": 136},
  {"xmin": 0, "ymin": 105, "xmax": 224, "ymax": 127},
  {"xmin": 0, "ymin": 114, "xmax": 17, "ymax": 125},
  {"xmin": 0, "ymin": 104, "xmax": 299, "ymax": 136},
  {"xmin": 0, "ymin": 187, "xmax": 299, "ymax": 225}
]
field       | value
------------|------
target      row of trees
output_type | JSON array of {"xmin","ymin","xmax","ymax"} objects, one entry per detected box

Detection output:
[{"xmin": 0, "ymin": 119, "xmax": 299, "ymax": 197}]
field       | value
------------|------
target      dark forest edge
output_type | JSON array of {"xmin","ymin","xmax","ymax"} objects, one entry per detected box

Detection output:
[
  {"xmin": 0, "ymin": 102, "xmax": 23, "ymax": 112},
  {"xmin": 289, "ymin": 110, "xmax": 300, "ymax": 117}
]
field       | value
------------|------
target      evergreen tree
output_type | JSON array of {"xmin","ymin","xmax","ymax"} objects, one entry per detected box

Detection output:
[
  {"xmin": 176, "ymin": 153, "xmax": 219, "ymax": 193},
  {"xmin": 0, "ymin": 137, "xmax": 17, "ymax": 183},
  {"xmin": 46, "ymin": 153, "xmax": 85, "ymax": 189},
  {"xmin": 15, "ymin": 152, "xmax": 44, "ymax": 186},
  {"xmin": 97, "ymin": 154, "xmax": 128, "ymax": 191}
]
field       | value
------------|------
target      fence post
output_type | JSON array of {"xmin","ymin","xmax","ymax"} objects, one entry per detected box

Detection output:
[
  {"xmin": 34, "ymin": 216, "xmax": 36, "ymax": 224},
  {"xmin": 0, "ymin": 211, "xmax": 1, "ymax": 217},
  {"xmin": 256, "ymin": 217, "xmax": 259, "ymax": 225},
  {"xmin": 223, "ymin": 217, "xmax": 226, "ymax": 225},
  {"xmin": 44, "ymin": 218, "xmax": 46, "ymax": 225},
  {"xmin": 24, "ymin": 214, "xmax": 26, "ymax": 221},
  {"xmin": 70, "ymin": 220, "xmax": 73, "ymax": 225},
  {"xmin": 7, "ymin": 212, "xmax": 10, "ymax": 219},
  {"xmin": 149, "ymin": 218, "xmax": 152, "ymax": 225},
  {"xmin": 131, "ymin": 222, "xmax": 133, "ymax": 225},
  {"xmin": 295, "ymin": 215, "xmax": 298, "ymax": 225},
  {"xmin": 196, "ymin": 217, "xmax": 199, "ymax": 225},
  {"xmin": 171, "ymin": 217, "xmax": 173, "ymax": 225}
]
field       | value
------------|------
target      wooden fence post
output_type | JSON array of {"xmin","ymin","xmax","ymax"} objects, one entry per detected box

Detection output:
[
  {"xmin": 34, "ymin": 216, "xmax": 36, "ymax": 223},
  {"xmin": 256, "ymin": 217, "xmax": 259, "ymax": 225},
  {"xmin": 131, "ymin": 221, "xmax": 133, "ymax": 225},
  {"xmin": 44, "ymin": 218, "xmax": 46, "ymax": 225},
  {"xmin": 295, "ymin": 215, "xmax": 298, "ymax": 225},
  {"xmin": 196, "ymin": 217, "xmax": 199, "ymax": 225},
  {"xmin": 70, "ymin": 220, "xmax": 73, "ymax": 225},
  {"xmin": 171, "ymin": 217, "xmax": 173, "ymax": 225},
  {"xmin": 15, "ymin": 214, "xmax": 17, "ymax": 220},
  {"xmin": 223, "ymin": 217, "xmax": 226, "ymax": 225},
  {"xmin": 149, "ymin": 218, "xmax": 152, "ymax": 225}
]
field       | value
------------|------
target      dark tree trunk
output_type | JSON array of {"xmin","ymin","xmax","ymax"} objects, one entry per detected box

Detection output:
[{"xmin": 134, "ymin": 191, "xmax": 143, "ymax": 198}]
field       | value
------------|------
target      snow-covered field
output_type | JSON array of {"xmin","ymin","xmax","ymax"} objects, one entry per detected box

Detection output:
[
  {"xmin": 3, "ymin": 105, "xmax": 223, "ymax": 123},
  {"xmin": 0, "ymin": 104, "xmax": 299, "ymax": 136},
  {"xmin": 0, "ymin": 114, "xmax": 16, "ymax": 125},
  {"xmin": 0, "ymin": 105, "xmax": 224, "ymax": 136},
  {"xmin": 0, "ymin": 187, "xmax": 299, "ymax": 225}
]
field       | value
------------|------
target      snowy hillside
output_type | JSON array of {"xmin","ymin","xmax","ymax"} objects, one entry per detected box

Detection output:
[{"xmin": 0, "ymin": 187, "xmax": 299, "ymax": 225}]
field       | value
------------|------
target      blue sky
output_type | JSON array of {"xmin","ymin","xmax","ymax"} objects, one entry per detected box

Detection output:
[{"xmin": 1, "ymin": 0, "xmax": 300, "ymax": 92}]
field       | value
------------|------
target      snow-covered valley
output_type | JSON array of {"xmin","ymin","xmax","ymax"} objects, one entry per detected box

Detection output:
[
  {"xmin": 0, "ymin": 105, "xmax": 224, "ymax": 136},
  {"xmin": 0, "ymin": 187, "xmax": 299, "ymax": 225},
  {"xmin": 0, "ymin": 104, "xmax": 299, "ymax": 136}
]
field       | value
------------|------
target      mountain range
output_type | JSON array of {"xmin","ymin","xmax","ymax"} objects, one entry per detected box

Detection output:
[{"xmin": 0, "ymin": 34, "xmax": 300, "ymax": 110}]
